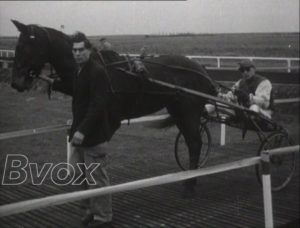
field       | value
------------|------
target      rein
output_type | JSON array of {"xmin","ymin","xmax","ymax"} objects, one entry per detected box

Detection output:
[
  {"xmin": 46, "ymin": 66, "xmax": 58, "ymax": 100},
  {"xmin": 95, "ymin": 51, "xmax": 116, "ymax": 95},
  {"xmin": 105, "ymin": 60, "xmax": 131, "ymax": 67}
]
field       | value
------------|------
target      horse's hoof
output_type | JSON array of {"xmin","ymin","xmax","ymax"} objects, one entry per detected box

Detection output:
[{"xmin": 181, "ymin": 188, "xmax": 196, "ymax": 199}]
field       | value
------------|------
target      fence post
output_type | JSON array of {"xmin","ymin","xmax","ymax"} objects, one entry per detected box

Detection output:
[
  {"xmin": 66, "ymin": 128, "xmax": 73, "ymax": 175},
  {"xmin": 287, "ymin": 59, "xmax": 291, "ymax": 73},
  {"xmin": 220, "ymin": 123, "xmax": 226, "ymax": 146},
  {"xmin": 261, "ymin": 151, "xmax": 274, "ymax": 228},
  {"xmin": 217, "ymin": 58, "xmax": 221, "ymax": 68}
]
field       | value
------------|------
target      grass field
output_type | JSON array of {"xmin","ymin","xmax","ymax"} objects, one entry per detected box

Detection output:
[{"xmin": 1, "ymin": 32, "xmax": 299, "ymax": 57}]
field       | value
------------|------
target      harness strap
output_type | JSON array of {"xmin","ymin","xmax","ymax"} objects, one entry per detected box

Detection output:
[
  {"xmin": 143, "ymin": 60, "xmax": 218, "ymax": 95},
  {"xmin": 47, "ymin": 66, "xmax": 54, "ymax": 100},
  {"xmin": 96, "ymin": 51, "xmax": 116, "ymax": 95}
]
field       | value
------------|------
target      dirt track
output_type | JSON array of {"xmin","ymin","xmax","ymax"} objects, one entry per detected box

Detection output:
[{"xmin": 0, "ymin": 83, "xmax": 299, "ymax": 227}]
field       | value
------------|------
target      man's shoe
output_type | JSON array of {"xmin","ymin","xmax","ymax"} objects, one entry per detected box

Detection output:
[{"xmin": 81, "ymin": 214, "xmax": 94, "ymax": 226}]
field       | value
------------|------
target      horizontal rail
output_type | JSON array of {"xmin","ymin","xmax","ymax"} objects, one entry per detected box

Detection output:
[
  {"xmin": 205, "ymin": 66, "xmax": 300, "ymax": 71},
  {"xmin": 186, "ymin": 55, "xmax": 300, "ymax": 61},
  {"xmin": 274, "ymin": 97, "xmax": 300, "ymax": 104},
  {"xmin": 2, "ymin": 57, "xmax": 297, "ymax": 71},
  {"xmin": 0, "ymin": 59, "xmax": 13, "ymax": 62},
  {"xmin": 0, "ymin": 156, "xmax": 261, "ymax": 217},
  {"xmin": 0, "ymin": 145, "xmax": 298, "ymax": 218},
  {"xmin": 1, "ymin": 58, "xmax": 298, "ymax": 72},
  {"xmin": 267, "ymin": 145, "xmax": 299, "ymax": 156},
  {"xmin": 0, "ymin": 115, "xmax": 169, "ymax": 141},
  {"xmin": 0, "ymin": 124, "xmax": 69, "ymax": 140},
  {"xmin": 186, "ymin": 55, "xmax": 299, "ymax": 73},
  {"xmin": 1, "ymin": 50, "xmax": 299, "ymax": 73},
  {"xmin": 120, "ymin": 114, "xmax": 168, "ymax": 124},
  {"xmin": 123, "ymin": 53, "xmax": 300, "ymax": 61},
  {"xmin": 1, "ymin": 50, "xmax": 299, "ymax": 62},
  {"xmin": 0, "ymin": 93, "xmax": 298, "ymax": 141}
]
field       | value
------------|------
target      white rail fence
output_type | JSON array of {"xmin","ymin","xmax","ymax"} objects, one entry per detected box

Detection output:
[
  {"xmin": 127, "ymin": 53, "xmax": 300, "ymax": 72},
  {"xmin": 0, "ymin": 49, "xmax": 15, "ymax": 58},
  {"xmin": 0, "ymin": 49, "xmax": 299, "ymax": 72},
  {"xmin": 0, "ymin": 50, "xmax": 15, "ymax": 68},
  {"xmin": 186, "ymin": 55, "xmax": 300, "ymax": 72},
  {"xmin": 0, "ymin": 115, "xmax": 169, "ymax": 140},
  {"xmin": 0, "ymin": 138, "xmax": 298, "ymax": 228}
]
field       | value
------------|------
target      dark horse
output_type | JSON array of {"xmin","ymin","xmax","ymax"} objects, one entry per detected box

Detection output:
[{"xmin": 11, "ymin": 20, "xmax": 218, "ymax": 197}]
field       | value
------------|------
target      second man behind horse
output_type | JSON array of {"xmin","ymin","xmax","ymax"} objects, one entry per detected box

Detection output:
[{"xmin": 206, "ymin": 60, "xmax": 273, "ymax": 119}]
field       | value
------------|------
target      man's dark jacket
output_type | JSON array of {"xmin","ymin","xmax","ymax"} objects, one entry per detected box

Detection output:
[{"xmin": 53, "ymin": 57, "xmax": 120, "ymax": 147}]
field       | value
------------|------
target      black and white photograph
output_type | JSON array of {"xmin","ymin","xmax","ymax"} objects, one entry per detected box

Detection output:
[{"xmin": 0, "ymin": 1, "xmax": 299, "ymax": 227}]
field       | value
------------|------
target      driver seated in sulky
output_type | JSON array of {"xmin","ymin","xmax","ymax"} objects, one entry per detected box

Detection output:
[{"xmin": 205, "ymin": 60, "xmax": 273, "ymax": 119}]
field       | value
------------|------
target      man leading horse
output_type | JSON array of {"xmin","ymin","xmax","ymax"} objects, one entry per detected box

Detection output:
[{"xmin": 42, "ymin": 32, "xmax": 114, "ymax": 228}]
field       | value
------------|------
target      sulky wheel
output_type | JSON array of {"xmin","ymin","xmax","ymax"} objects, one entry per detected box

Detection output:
[
  {"xmin": 255, "ymin": 131, "xmax": 296, "ymax": 191},
  {"xmin": 174, "ymin": 124, "xmax": 211, "ymax": 170}
]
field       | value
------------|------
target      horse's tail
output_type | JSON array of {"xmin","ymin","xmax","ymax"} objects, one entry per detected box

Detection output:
[{"xmin": 149, "ymin": 115, "xmax": 175, "ymax": 128}]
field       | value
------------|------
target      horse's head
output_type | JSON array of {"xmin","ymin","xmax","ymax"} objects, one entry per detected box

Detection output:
[{"xmin": 11, "ymin": 20, "xmax": 50, "ymax": 92}]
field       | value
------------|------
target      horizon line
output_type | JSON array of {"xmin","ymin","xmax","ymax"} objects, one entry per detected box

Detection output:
[{"xmin": 0, "ymin": 31, "xmax": 299, "ymax": 38}]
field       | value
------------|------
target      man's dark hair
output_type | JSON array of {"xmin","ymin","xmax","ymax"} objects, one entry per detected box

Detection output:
[
  {"xmin": 238, "ymin": 67, "xmax": 252, "ymax": 73},
  {"xmin": 71, "ymin": 32, "xmax": 92, "ymax": 49}
]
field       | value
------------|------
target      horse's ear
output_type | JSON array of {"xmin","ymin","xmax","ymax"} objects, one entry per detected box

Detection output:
[{"xmin": 11, "ymin": 20, "xmax": 28, "ymax": 33}]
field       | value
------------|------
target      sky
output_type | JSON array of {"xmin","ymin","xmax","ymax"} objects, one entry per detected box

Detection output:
[{"xmin": 0, "ymin": 0, "xmax": 299, "ymax": 36}]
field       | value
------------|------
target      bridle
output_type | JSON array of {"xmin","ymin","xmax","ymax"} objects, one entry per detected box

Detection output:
[{"xmin": 23, "ymin": 25, "xmax": 53, "ymax": 80}]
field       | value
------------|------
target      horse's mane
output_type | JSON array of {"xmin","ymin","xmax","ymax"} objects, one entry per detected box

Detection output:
[
  {"xmin": 30, "ymin": 24, "xmax": 71, "ymax": 45},
  {"xmin": 45, "ymin": 27, "xmax": 73, "ymax": 55},
  {"xmin": 36, "ymin": 25, "xmax": 123, "ymax": 66}
]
